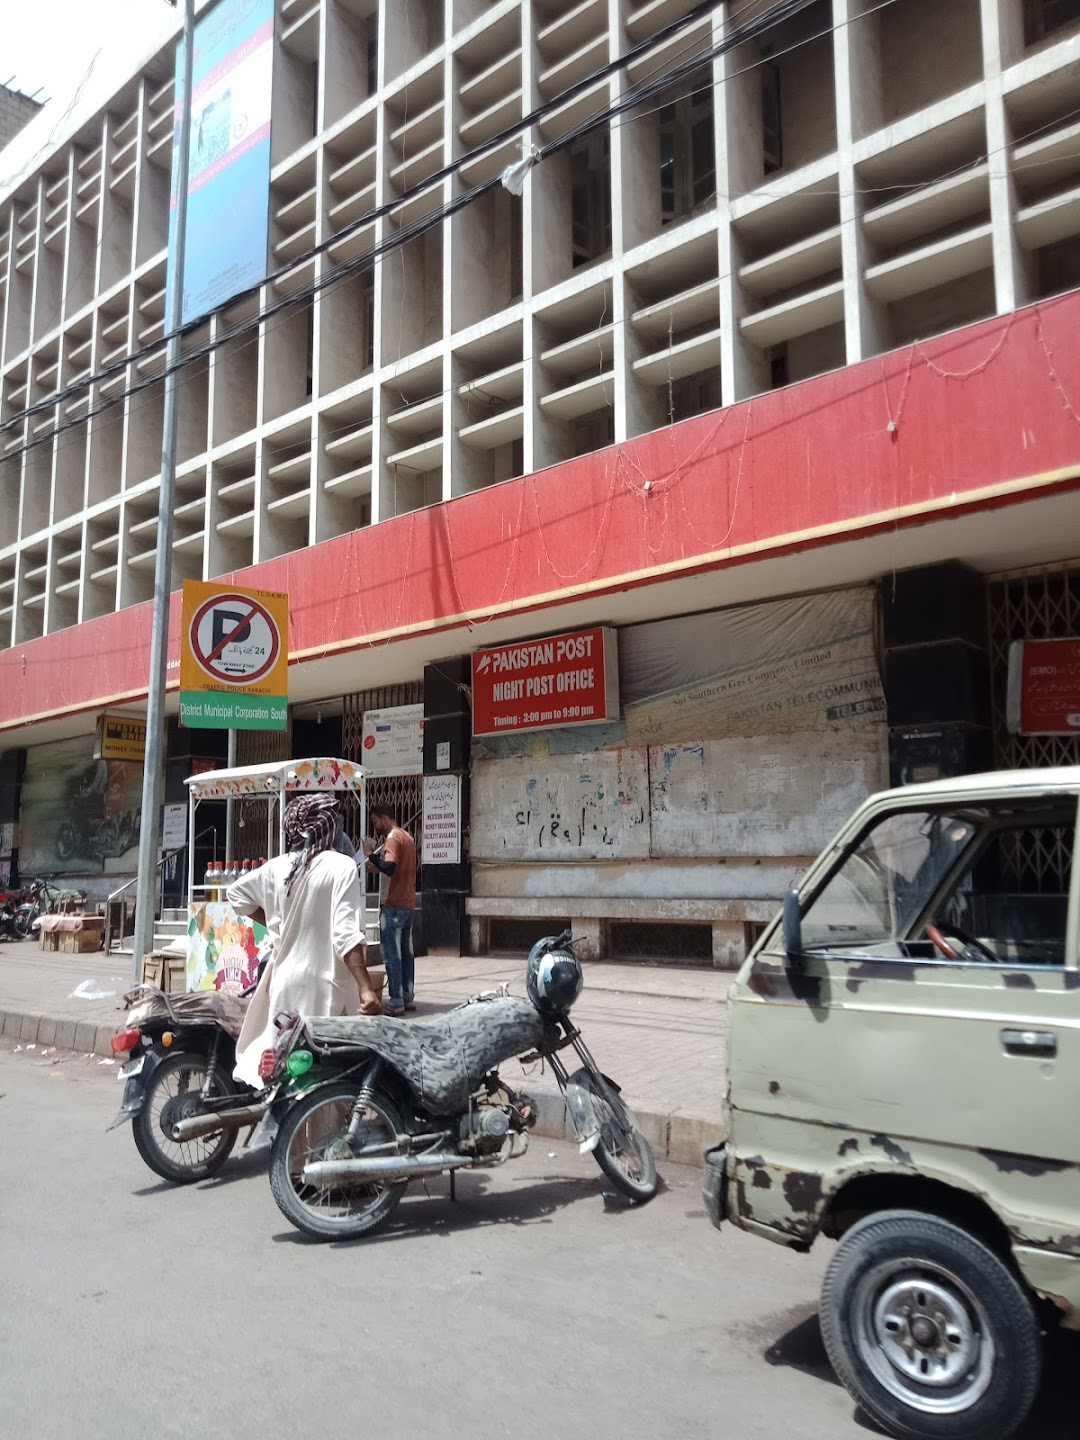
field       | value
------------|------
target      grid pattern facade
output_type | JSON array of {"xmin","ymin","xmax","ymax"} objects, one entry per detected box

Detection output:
[{"xmin": 2, "ymin": 0, "xmax": 1080, "ymax": 652}]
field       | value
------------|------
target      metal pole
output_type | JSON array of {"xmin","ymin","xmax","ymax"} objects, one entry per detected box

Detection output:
[
  {"xmin": 133, "ymin": 0, "xmax": 195, "ymax": 978},
  {"xmin": 225, "ymin": 727, "xmax": 237, "ymax": 864}
]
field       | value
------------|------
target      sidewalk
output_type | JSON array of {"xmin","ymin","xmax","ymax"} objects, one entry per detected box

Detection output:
[{"xmin": 0, "ymin": 939, "xmax": 732, "ymax": 1166}]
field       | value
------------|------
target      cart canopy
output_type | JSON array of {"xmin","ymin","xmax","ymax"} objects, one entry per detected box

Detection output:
[{"xmin": 184, "ymin": 757, "xmax": 365, "ymax": 801}]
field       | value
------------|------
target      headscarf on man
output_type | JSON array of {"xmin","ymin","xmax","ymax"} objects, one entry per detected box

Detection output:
[{"xmin": 283, "ymin": 793, "xmax": 342, "ymax": 893}]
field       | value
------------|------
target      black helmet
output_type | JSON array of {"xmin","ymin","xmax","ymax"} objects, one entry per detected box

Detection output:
[{"xmin": 526, "ymin": 933, "xmax": 583, "ymax": 1015}]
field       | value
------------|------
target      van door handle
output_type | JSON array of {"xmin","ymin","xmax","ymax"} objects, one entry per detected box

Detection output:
[{"xmin": 1001, "ymin": 1027, "xmax": 1057, "ymax": 1057}]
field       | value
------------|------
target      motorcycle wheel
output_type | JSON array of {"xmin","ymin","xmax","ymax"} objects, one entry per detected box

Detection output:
[
  {"xmin": 13, "ymin": 908, "xmax": 33, "ymax": 939},
  {"xmin": 131, "ymin": 1049, "xmax": 238, "ymax": 1184},
  {"xmin": 591, "ymin": 1082, "xmax": 659, "ymax": 1203},
  {"xmin": 269, "ymin": 1081, "xmax": 406, "ymax": 1242}
]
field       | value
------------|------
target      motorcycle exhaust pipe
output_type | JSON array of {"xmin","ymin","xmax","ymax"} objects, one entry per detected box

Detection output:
[
  {"xmin": 170, "ymin": 1103, "xmax": 268, "ymax": 1142},
  {"xmin": 302, "ymin": 1152, "xmax": 474, "ymax": 1186}
]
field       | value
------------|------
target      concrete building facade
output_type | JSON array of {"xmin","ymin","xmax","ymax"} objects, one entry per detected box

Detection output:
[
  {"xmin": 1, "ymin": 0, "xmax": 1079, "ymax": 961},
  {"xmin": 0, "ymin": 84, "xmax": 43, "ymax": 155}
]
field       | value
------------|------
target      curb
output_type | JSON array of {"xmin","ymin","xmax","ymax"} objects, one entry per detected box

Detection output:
[
  {"xmin": 524, "ymin": 1088, "xmax": 722, "ymax": 1169},
  {"xmin": 0, "ymin": 1006, "xmax": 722, "ymax": 1169}
]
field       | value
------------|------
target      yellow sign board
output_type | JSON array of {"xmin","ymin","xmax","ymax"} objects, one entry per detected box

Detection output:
[
  {"xmin": 179, "ymin": 581, "xmax": 289, "ymax": 731},
  {"xmin": 96, "ymin": 713, "xmax": 147, "ymax": 762}
]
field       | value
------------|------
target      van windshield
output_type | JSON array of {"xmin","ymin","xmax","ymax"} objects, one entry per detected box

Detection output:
[{"xmin": 800, "ymin": 810, "xmax": 978, "ymax": 949}]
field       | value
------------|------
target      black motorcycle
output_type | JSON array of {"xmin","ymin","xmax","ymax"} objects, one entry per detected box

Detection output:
[
  {"xmin": 109, "ymin": 984, "xmax": 265, "ymax": 1184},
  {"xmin": 261, "ymin": 931, "xmax": 658, "ymax": 1242},
  {"xmin": 13, "ymin": 877, "xmax": 54, "ymax": 939}
]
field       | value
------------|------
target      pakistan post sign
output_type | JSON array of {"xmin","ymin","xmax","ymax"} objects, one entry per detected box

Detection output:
[
  {"xmin": 167, "ymin": 0, "xmax": 274, "ymax": 326},
  {"xmin": 180, "ymin": 581, "xmax": 288, "ymax": 730}
]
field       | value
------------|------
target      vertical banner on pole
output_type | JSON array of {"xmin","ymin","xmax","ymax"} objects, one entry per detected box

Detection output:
[{"xmin": 167, "ymin": 0, "xmax": 275, "ymax": 326}]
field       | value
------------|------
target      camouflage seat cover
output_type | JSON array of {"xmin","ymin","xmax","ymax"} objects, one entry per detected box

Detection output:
[
  {"xmin": 305, "ymin": 995, "xmax": 549, "ymax": 1115},
  {"xmin": 123, "ymin": 988, "xmax": 249, "ymax": 1040}
]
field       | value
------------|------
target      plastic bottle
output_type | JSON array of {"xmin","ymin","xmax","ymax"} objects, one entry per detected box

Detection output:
[{"xmin": 203, "ymin": 859, "xmax": 213, "ymax": 889}]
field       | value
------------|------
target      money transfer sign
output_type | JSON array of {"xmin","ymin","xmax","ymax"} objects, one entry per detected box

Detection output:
[
  {"xmin": 180, "ymin": 581, "xmax": 288, "ymax": 730},
  {"xmin": 1007, "ymin": 638, "xmax": 1080, "ymax": 735}
]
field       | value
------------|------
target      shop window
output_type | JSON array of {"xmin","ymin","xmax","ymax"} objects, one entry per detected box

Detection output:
[
  {"xmin": 361, "ymin": 269, "xmax": 375, "ymax": 370},
  {"xmin": 762, "ymin": 62, "xmax": 782, "ymax": 175},
  {"xmin": 668, "ymin": 371, "xmax": 721, "ymax": 423},
  {"xmin": 659, "ymin": 79, "xmax": 716, "ymax": 225},
  {"xmin": 1024, "ymin": 0, "xmax": 1080, "ymax": 43},
  {"xmin": 305, "ymin": 309, "xmax": 314, "ymax": 398},
  {"xmin": 571, "ymin": 132, "xmax": 612, "ymax": 268},
  {"xmin": 769, "ymin": 344, "xmax": 789, "ymax": 389},
  {"xmin": 1036, "ymin": 236, "xmax": 1080, "ymax": 301},
  {"xmin": 367, "ymin": 26, "xmax": 378, "ymax": 95},
  {"xmin": 573, "ymin": 409, "xmax": 614, "ymax": 457}
]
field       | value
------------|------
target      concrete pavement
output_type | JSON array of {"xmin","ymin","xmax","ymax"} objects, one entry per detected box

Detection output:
[{"xmin": 0, "ymin": 938, "xmax": 731, "ymax": 1164}]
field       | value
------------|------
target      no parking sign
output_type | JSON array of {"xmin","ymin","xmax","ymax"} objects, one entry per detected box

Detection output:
[{"xmin": 179, "ymin": 581, "xmax": 289, "ymax": 730}]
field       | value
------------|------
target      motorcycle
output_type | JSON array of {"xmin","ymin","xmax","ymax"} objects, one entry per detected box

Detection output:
[
  {"xmin": 260, "ymin": 931, "xmax": 659, "ymax": 1242},
  {"xmin": 0, "ymin": 891, "xmax": 19, "ymax": 940},
  {"xmin": 108, "ymin": 984, "xmax": 266, "ymax": 1184},
  {"xmin": 13, "ymin": 877, "xmax": 54, "ymax": 939}
]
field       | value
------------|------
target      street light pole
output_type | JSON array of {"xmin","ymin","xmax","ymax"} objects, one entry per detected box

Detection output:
[{"xmin": 133, "ymin": 0, "xmax": 196, "ymax": 977}]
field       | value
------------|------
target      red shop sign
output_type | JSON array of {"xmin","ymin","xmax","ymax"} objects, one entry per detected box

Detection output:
[
  {"xmin": 1007, "ymin": 638, "xmax": 1080, "ymax": 735},
  {"xmin": 472, "ymin": 627, "xmax": 619, "ymax": 737}
]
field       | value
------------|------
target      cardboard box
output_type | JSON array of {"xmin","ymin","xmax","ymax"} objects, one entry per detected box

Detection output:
[{"xmin": 41, "ymin": 914, "xmax": 103, "ymax": 954}]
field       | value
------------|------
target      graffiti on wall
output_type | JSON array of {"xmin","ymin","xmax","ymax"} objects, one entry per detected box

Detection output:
[{"xmin": 19, "ymin": 736, "xmax": 143, "ymax": 875}]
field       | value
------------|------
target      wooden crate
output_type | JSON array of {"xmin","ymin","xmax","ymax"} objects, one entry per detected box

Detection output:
[
  {"xmin": 41, "ymin": 915, "xmax": 103, "ymax": 953},
  {"xmin": 139, "ymin": 953, "xmax": 186, "ymax": 993},
  {"xmin": 58, "ymin": 925, "xmax": 104, "ymax": 954}
]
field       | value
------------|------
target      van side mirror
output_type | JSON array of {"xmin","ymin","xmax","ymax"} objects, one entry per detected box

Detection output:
[{"xmin": 782, "ymin": 888, "xmax": 803, "ymax": 962}]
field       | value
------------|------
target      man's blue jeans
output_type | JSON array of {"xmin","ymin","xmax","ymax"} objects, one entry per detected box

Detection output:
[{"xmin": 380, "ymin": 906, "xmax": 415, "ymax": 1003}]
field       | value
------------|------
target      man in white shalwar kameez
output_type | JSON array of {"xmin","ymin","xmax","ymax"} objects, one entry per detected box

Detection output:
[{"xmin": 228, "ymin": 793, "xmax": 381, "ymax": 1089}]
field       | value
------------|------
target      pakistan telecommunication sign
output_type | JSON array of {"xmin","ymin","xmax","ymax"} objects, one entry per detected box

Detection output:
[{"xmin": 179, "ymin": 581, "xmax": 288, "ymax": 730}]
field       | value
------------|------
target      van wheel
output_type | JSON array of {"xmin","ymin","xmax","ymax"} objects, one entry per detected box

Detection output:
[{"xmin": 820, "ymin": 1209, "xmax": 1040, "ymax": 1440}]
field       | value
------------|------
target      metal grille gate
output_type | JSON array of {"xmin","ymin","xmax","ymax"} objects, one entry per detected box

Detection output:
[
  {"xmin": 228, "ymin": 686, "xmax": 425, "ymax": 859},
  {"xmin": 988, "ymin": 564, "xmax": 1080, "ymax": 771},
  {"xmin": 987, "ymin": 562, "xmax": 1080, "ymax": 893},
  {"xmin": 342, "ymin": 683, "xmax": 424, "ymax": 851}
]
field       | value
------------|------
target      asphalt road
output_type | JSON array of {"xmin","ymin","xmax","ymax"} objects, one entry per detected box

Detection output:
[{"xmin": 1, "ymin": 1042, "xmax": 1075, "ymax": 1440}]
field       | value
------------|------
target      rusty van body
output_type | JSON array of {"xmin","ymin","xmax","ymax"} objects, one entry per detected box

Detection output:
[{"xmin": 704, "ymin": 767, "xmax": 1080, "ymax": 1440}]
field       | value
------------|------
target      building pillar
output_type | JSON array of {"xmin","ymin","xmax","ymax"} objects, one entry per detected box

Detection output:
[
  {"xmin": 421, "ymin": 656, "xmax": 472, "ymax": 953},
  {"xmin": 0, "ymin": 747, "xmax": 26, "ymax": 886},
  {"xmin": 883, "ymin": 563, "xmax": 993, "ymax": 785}
]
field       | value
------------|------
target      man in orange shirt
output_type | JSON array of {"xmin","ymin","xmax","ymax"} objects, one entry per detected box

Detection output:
[{"xmin": 363, "ymin": 804, "xmax": 418, "ymax": 1016}]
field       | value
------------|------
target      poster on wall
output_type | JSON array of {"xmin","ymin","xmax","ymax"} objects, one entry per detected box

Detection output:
[
  {"xmin": 19, "ymin": 736, "xmax": 143, "ymax": 876},
  {"xmin": 361, "ymin": 705, "xmax": 424, "ymax": 776},
  {"xmin": 167, "ymin": 0, "xmax": 275, "ymax": 327},
  {"xmin": 422, "ymin": 774, "xmax": 461, "ymax": 865},
  {"xmin": 162, "ymin": 803, "xmax": 188, "ymax": 851}
]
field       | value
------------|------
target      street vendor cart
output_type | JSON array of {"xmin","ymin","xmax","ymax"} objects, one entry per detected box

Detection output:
[{"xmin": 182, "ymin": 757, "xmax": 366, "ymax": 994}]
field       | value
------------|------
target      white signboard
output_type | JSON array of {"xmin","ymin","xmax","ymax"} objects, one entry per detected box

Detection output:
[
  {"xmin": 361, "ymin": 704, "xmax": 424, "ymax": 776},
  {"xmin": 423, "ymin": 773, "xmax": 460, "ymax": 865},
  {"xmin": 161, "ymin": 803, "xmax": 188, "ymax": 851}
]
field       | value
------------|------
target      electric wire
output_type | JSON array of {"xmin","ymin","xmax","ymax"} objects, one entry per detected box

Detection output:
[{"xmin": 1, "ymin": 0, "xmax": 818, "ymax": 439}]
